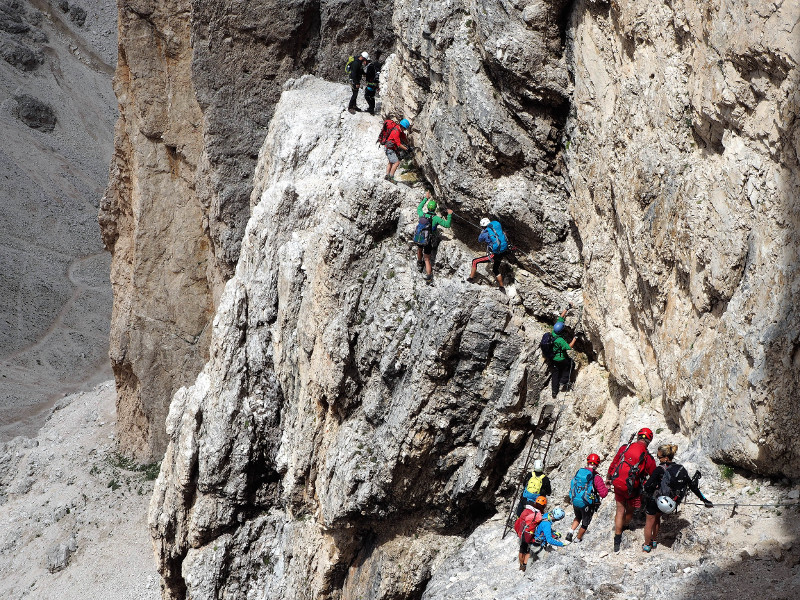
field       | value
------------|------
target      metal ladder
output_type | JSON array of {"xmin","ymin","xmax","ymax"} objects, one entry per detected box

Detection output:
[{"xmin": 501, "ymin": 401, "xmax": 565, "ymax": 539}]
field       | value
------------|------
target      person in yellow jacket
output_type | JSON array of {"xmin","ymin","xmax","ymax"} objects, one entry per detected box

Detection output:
[{"xmin": 515, "ymin": 459, "xmax": 552, "ymax": 516}]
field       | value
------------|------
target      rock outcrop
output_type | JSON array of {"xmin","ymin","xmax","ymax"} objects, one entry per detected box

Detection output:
[
  {"xmin": 151, "ymin": 75, "xmax": 555, "ymax": 600},
  {"xmin": 123, "ymin": 0, "xmax": 799, "ymax": 598},
  {"xmin": 101, "ymin": 0, "xmax": 395, "ymax": 459}
]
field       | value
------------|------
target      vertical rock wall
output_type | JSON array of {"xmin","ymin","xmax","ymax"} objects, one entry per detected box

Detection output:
[
  {"xmin": 101, "ymin": 0, "xmax": 394, "ymax": 458},
  {"xmin": 565, "ymin": 0, "xmax": 800, "ymax": 473}
]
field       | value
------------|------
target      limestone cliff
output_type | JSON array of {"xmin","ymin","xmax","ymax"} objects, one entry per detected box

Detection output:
[
  {"xmin": 100, "ymin": 0, "xmax": 394, "ymax": 458},
  {"xmin": 100, "ymin": 0, "xmax": 800, "ymax": 598}
]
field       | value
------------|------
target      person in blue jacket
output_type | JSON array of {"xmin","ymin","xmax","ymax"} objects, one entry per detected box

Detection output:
[
  {"xmin": 467, "ymin": 218, "xmax": 509, "ymax": 291},
  {"xmin": 521, "ymin": 507, "xmax": 566, "ymax": 570}
]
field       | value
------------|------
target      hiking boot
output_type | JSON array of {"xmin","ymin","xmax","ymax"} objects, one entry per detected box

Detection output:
[
  {"xmin": 466, "ymin": 276, "xmax": 476, "ymax": 283},
  {"xmin": 651, "ymin": 541, "xmax": 658, "ymax": 549},
  {"xmin": 417, "ymin": 260, "xmax": 425, "ymax": 272},
  {"xmin": 565, "ymin": 531, "xmax": 573, "ymax": 543},
  {"xmin": 642, "ymin": 544, "xmax": 652, "ymax": 553},
  {"xmin": 519, "ymin": 563, "xmax": 526, "ymax": 572},
  {"xmin": 613, "ymin": 534, "xmax": 622, "ymax": 553},
  {"xmin": 498, "ymin": 286, "xmax": 506, "ymax": 294},
  {"xmin": 422, "ymin": 273, "xmax": 432, "ymax": 281}
]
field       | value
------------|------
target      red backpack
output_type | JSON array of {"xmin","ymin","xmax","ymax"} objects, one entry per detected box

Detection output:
[
  {"xmin": 514, "ymin": 507, "xmax": 543, "ymax": 544},
  {"xmin": 377, "ymin": 119, "xmax": 399, "ymax": 148},
  {"xmin": 611, "ymin": 441, "xmax": 649, "ymax": 493}
]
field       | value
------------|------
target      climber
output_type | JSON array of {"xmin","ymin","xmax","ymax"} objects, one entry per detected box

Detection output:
[
  {"xmin": 566, "ymin": 453, "xmax": 608, "ymax": 542},
  {"xmin": 515, "ymin": 459, "xmax": 552, "ymax": 516},
  {"xmin": 641, "ymin": 444, "xmax": 713, "ymax": 553},
  {"xmin": 546, "ymin": 306, "xmax": 578, "ymax": 397},
  {"xmin": 606, "ymin": 428, "xmax": 657, "ymax": 552},
  {"xmin": 466, "ymin": 218, "xmax": 509, "ymax": 292},
  {"xmin": 514, "ymin": 497, "xmax": 547, "ymax": 571},
  {"xmin": 414, "ymin": 189, "xmax": 452, "ymax": 281},
  {"xmin": 363, "ymin": 50, "xmax": 381, "ymax": 114},
  {"xmin": 524, "ymin": 507, "xmax": 566, "ymax": 568},
  {"xmin": 383, "ymin": 118, "xmax": 411, "ymax": 182},
  {"xmin": 347, "ymin": 52, "xmax": 370, "ymax": 113}
]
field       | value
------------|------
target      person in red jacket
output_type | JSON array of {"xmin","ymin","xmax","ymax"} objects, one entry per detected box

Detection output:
[
  {"xmin": 606, "ymin": 428, "xmax": 656, "ymax": 552},
  {"xmin": 384, "ymin": 118, "xmax": 410, "ymax": 182}
]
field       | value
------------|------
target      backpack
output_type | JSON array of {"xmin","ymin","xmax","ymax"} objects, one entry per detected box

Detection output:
[
  {"xmin": 657, "ymin": 463, "xmax": 689, "ymax": 502},
  {"xmin": 377, "ymin": 119, "xmax": 399, "ymax": 148},
  {"xmin": 513, "ymin": 507, "xmax": 543, "ymax": 544},
  {"xmin": 570, "ymin": 467, "xmax": 597, "ymax": 509},
  {"xmin": 539, "ymin": 332, "xmax": 555, "ymax": 360},
  {"xmin": 413, "ymin": 216, "xmax": 433, "ymax": 247},
  {"xmin": 345, "ymin": 55, "xmax": 355, "ymax": 76},
  {"xmin": 611, "ymin": 442, "xmax": 649, "ymax": 494},
  {"xmin": 522, "ymin": 472, "xmax": 546, "ymax": 501},
  {"xmin": 485, "ymin": 221, "xmax": 508, "ymax": 253}
]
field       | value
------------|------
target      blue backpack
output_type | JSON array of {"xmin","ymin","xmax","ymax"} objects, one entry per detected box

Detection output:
[
  {"xmin": 570, "ymin": 468, "xmax": 597, "ymax": 509},
  {"xmin": 413, "ymin": 215, "xmax": 433, "ymax": 246},
  {"xmin": 485, "ymin": 221, "xmax": 508, "ymax": 253}
]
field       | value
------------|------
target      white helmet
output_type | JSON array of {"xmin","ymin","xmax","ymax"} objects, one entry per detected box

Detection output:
[
  {"xmin": 656, "ymin": 496, "xmax": 677, "ymax": 514},
  {"xmin": 533, "ymin": 459, "xmax": 544, "ymax": 472},
  {"xmin": 480, "ymin": 218, "xmax": 491, "ymax": 227},
  {"xmin": 360, "ymin": 51, "xmax": 370, "ymax": 60}
]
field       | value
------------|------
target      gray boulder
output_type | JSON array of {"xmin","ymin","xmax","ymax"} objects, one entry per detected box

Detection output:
[{"xmin": 12, "ymin": 94, "xmax": 57, "ymax": 132}]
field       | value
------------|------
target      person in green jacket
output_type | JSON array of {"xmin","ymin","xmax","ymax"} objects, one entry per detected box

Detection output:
[
  {"xmin": 550, "ymin": 306, "xmax": 577, "ymax": 397},
  {"xmin": 414, "ymin": 189, "xmax": 452, "ymax": 281}
]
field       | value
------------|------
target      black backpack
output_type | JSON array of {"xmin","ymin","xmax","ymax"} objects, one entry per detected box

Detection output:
[
  {"xmin": 539, "ymin": 332, "xmax": 555, "ymax": 360},
  {"xmin": 658, "ymin": 463, "xmax": 690, "ymax": 501}
]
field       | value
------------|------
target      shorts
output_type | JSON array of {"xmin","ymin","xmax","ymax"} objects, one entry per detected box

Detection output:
[
  {"xmin": 644, "ymin": 496, "xmax": 660, "ymax": 516},
  {"xmin": 614, "ymin": 488, "xmax": 641, "ymax": 509},
  {"xmin": 573, "ymin": 504, "xmax": 597, "ymax": 529},
  {"xmin": 385, "ymin": 148, "xmax": 399, "ymax": 164}
]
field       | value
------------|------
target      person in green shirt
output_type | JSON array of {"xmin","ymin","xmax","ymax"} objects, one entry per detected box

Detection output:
[
  {"xmin": 414, "ymin": 189, "xmax": 452, "ymax": 280},
  {"xmin": 551, "ymin": 306, "xmax": 578, "ymax": 397}
]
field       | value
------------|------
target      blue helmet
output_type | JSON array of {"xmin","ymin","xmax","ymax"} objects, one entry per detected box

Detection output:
[
  {"xmin": 551, "ymin": 507, "xmax": 565, "ymax": 521},
  {"xmin": 553, "ymin": 321, "xmax": 565, "ymax": 335},
  {"xmin": 399, "ymin": 118, "xmax": 411, "ymax": 129}
]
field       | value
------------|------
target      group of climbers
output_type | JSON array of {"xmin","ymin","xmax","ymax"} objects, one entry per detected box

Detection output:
[
  {"xmin": 346, "ymin": 51, "xmax": 382, "ymax": 114},
  {"xmin": 513, "ymin": 427, "xmax": 714, "ymax": 568}
]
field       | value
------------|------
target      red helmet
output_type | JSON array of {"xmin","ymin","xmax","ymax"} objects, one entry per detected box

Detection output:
[
  {"xmin": 587, "ymin": 453, "xmax": 600, "ymax": 466},
  {"xmin": 638, "ymin": 428, "xmax": 654, "ymax": 441}
]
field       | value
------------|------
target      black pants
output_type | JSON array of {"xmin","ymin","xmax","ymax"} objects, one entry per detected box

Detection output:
[
  {"xmin": 364, "ymin": 84, "xmax": 376, "ymax": 113},
  {"xmin": 348, "ymin": 83, "xmax": 360, "ymax": 109},
  {"xmin": 550, "ymin": 357, "xmax": 574, "ymax": 396},
  {"xmin": 573, "ymin": 504, "xmax": 597, "ymax": 529}
]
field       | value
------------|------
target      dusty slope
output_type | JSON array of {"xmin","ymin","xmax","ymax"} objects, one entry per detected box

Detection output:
[
  {"xmin": 0, "ymin": 381, "xmax": 159, "ymax": 600},
  {"xmin": 0, "ymin": 0, "xmax": 116, "ymax": 440}
]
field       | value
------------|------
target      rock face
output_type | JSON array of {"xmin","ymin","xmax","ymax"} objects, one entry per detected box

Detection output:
[
  {"xmin": 130, "ymin": 0, "xmax": 799, "ymax": 598},
  {"xmin": 151, "ymin": 76, "xmax": 554, "ymax": 600},
  {"xmin": 101, "ymin": 0, "xmax": 395, "ymax": 459},
  {"xmin": 563, "ymin": 0, "xmax": 800, "ymax": 473}
]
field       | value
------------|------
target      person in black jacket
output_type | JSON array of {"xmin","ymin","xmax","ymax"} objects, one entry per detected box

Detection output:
[
  {"xmin": 514, "ymin": 459, "xmax": 552, "ymax": 516},
  {"xmin": 363, "ymin": 51, "xmax": 381, "ymax": 114},
  {"xmin": 641, "ymin": 444, "xmax": 713, "ymax": 553},
  {"xmin": 348, "ymin": 52, "xmax": 369, "ymax": 112}
]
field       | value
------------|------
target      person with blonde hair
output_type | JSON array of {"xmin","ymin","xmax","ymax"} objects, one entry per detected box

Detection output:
[{"xmin": 641, "ymin": 444, "xmax": 713, "ymax": 552}]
